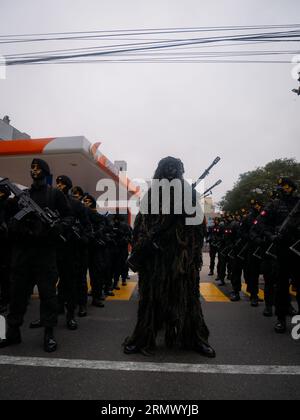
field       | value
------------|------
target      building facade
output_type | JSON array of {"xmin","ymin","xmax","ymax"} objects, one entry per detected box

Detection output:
[{"xmin": 0, "ymin": 116, "xmax": 31, "ymax": 141}]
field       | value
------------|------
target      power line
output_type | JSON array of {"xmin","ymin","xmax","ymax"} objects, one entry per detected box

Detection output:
[
  {"xmin": 1, "ymin": 23, "xmax": 300, "ymax": 41},
  {"xmin": 2, "ymin": 27, "xmax": 299, "ymax": 67}
]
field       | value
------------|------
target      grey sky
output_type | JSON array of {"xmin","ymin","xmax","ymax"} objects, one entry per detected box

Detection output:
[{"xmin": 0, "ymin": 0, "xmax": 299, "ymax": 205}]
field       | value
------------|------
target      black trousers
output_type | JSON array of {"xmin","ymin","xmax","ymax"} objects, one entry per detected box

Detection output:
[
  {"xmin": 0, "ymin": 245, "xmax": 10, "ymax": 305},
  {"xmin": 113, "ymin": 246, "xmax": 129, "ymax": 285},
  {"xmin": 57, "ymin": 242, "xmax": 78, "ymax": 315},
  {"xmin": 76, "ymin": 244, "xmax": 88, "ymax": 306},
  {"xmin": 218, "ymin": 252, "xmax": 228, "ymax": 281},
  {"xmin": 244, "ymin": 252, "xmax": 261, "ymax": 298},
  {"xmin": 89, "ymin": 246, "xmax": 107, "ymax": 299},
  {"xmin": 231, "ymin": 257, "xmax": 244, "ymax": 293},
  {"xmin": 275, "ymin": 251, "xmax": 299, "ymax": 319},
  {"xmin": 261, "ymin": 258, "xmax": 278, "ymax": 307},
  {"xmin": 209, "ymin": 245, "xmax": 218, "ymax": 272},
  {"xmin": 8, "ymin": 247, "xmax": 58, "ymax": 329},
  {"xmin": 0, "ymin": 265, "xmax": 10, "ymax": 306},
  {"xmin": 104, "ymin": 246, "xmax": 115, "ymax": 292}
]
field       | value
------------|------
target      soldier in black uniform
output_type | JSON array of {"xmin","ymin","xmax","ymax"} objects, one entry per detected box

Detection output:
[
  {"xmin": 56, "ymin": 176, "xmax": 92, "ymax": 327},
  {"xmin": 229, "ymin": 210, "xmax": 247, "ymax": 302},
  {"xmin": 0, "ymin": 185, "xmax": 11, "ymax": 313},
  {"xmin": 112, "ymin": 215, "xmax": 133, "ymax": 290},
  {"xmin": 207, "ymin": 218, "xmax": 221, "ymax": 277},
  {"xmin": 254, "ymin": 178, "xmax": 300, "ymax": 333},
  {"xmin": 82, "ymin": 194, "xmax": 112, "ymax": 307},
  {"xmin": 217, "ymin": 215, "xmax": 234, "ymax": 286},
  {"xmin": 0, "ymin": 159, "xmax": 71, "ymax": 352},
  {"xmin": 244, "ymin": 199, "xmax": 263, "ymax": 307},
  {"xmin": 71, "ymin": 185, "xmax": 90, "ymax": 317}
]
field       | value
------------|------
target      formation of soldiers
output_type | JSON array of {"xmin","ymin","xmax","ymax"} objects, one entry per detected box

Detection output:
[
  {"xmin": 0, "ymin": 159, "xmax": 132, "ymax": 352},
  {"xmin": 0, "ymin": 158, "xmax": 299, "ymax": 354},
  {"xmin": 207, "ymin": 177, "xmax": 300, "ymax": 333}
]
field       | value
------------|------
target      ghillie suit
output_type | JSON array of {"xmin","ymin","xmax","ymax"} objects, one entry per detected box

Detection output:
[{"xmin": 124, "ymin": 157, "xmax": 211, "ymax": 355}]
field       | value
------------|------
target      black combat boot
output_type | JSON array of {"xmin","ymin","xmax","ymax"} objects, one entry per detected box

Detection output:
[
  {"xmin": 194, "ymin": 342, "xmax": 216, "ymax": 358},
  {"xmin": 104, "ymin": 290, "xmax": 115, "ymax": 297},
  {"xmin": 44, "ymin": 327, "xmax": 57, "ymax": 352},
  {"xmin": 250, "ymin": 296, "xmax": 259, "ymax": 307},
  {"xmin": 288, "ymin": 304, "xmax": 298, "ymax": 317},
  {"xmin": 123, "ymin": 344, "xmax": 140, "ymax": 355},
  {"xmin": 29, "ymin": 319, "xmax": 43, "ymax": 329},
  {"xmin": 92, "ymin": 298, "xmax": 105, "ymax": 308},
  {"xmin": 66, "ymin": 312, "xmax": 78, "ymax": 331},
  {"xmin": 0, "ymin": 327, "xmax": 22, "ymax": 348},
  {"xmin": 263, "ymin": 306, "xmax": 273, "ymax": 317},
  {"xmin": 217, "ymin": 279, "xmax": 226, "ymax": 286},
  {"xmin": 274, "ymin": 318, "xmax": 287, "ymax": 334},
  {"xmin": 78, "ymin": 305, "xmax": 87, "ymax": 318},
  {"xmin": 230, "ymin": 292, "xmax": 241, "ymax": 302}
]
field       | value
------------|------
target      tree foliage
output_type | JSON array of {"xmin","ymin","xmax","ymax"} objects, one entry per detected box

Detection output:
[{"xmin": 220, "ymin": 158, "xmax": 300, "ymax": 212}]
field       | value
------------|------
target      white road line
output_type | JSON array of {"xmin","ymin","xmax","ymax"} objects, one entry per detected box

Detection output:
[{"xmin": 0, "ymin": 356, "xmax": 299, "ymax": 375}]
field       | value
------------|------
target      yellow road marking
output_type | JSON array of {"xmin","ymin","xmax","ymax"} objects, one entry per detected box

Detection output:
[
  {"xmin": 200, "ymin": 283, "xmax": 230, "ymax": 302},
  {"xmin": 106, "ymin": 282, "xmax": 137, "ymax": 301}
]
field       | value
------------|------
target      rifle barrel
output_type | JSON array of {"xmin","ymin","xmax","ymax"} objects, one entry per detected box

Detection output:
[
  {"xmin": 193, "ymin": 157, "xmax": 221, "ymax": 188},
  {"xmin": 200, "ymin": 179, "xmax": 222, "ymax": 198}
]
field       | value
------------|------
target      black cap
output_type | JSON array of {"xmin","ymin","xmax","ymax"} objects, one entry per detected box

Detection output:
[
  {"xmin": 31, "ymin": 158, "xmax": 51, "ymax": 176},
  {"xmin": 56, "ymin": 175, "xmax": 73, "ymax": 191}
]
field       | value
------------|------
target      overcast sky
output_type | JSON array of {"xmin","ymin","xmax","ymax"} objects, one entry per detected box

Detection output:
[{"xmin": 0, "ymin": 0, "xmax": 299, "ymax": 205}]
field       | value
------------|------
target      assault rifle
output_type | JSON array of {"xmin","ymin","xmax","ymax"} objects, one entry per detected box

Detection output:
[
  {"xmin": 253, "ymin": 246, "xmax": 265, "ymax": 261},
  {"xmin": 237, "ymin": 243, "xmax": 249, "ymax": 261},
  {"xmin": 70, "ymin": 221, "xmax": 83, "ymax": 241},
  {"xmin": 226, "ymin": 238, "xmax": 243, "ymax": 260},
  {"xmin": 0, "ymin": 177, "xmax": 66, "ymax": 242},
  {"xmin": 266, "ymin": 199, "xmax": 300, "ymax": 260},
  {"xmin": 290, "ymin": 239, "xmax": 300, "ymax": 257},
  {"xmin": 211, "ymin": 239, "xmax": 223, "ymax": 249}
]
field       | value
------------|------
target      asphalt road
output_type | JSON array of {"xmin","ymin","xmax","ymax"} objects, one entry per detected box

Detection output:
[{"xmin": 0, "ymin": 254, "xmax": 299, "ymax": 401}]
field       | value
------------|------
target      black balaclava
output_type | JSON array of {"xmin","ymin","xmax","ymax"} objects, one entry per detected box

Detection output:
[
  {"xmin": 31, "ymin": 158, "xmax": 50, "ymax": 186},
  {"xmin": 56, "ymin": 175, "xmax": 73, "ymax": 194},
  {"xmin": 71, "ymin": 186, "xmax": 84, "ymax": 201},
  {"xmin": 83, "ymin": 194, "xmax": 97, "ymax": 209}
]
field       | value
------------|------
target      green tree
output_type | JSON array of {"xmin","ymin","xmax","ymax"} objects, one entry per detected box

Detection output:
[{"xmin": 220, "ymin": 158, "xmax": 300, "ymax": 212}]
